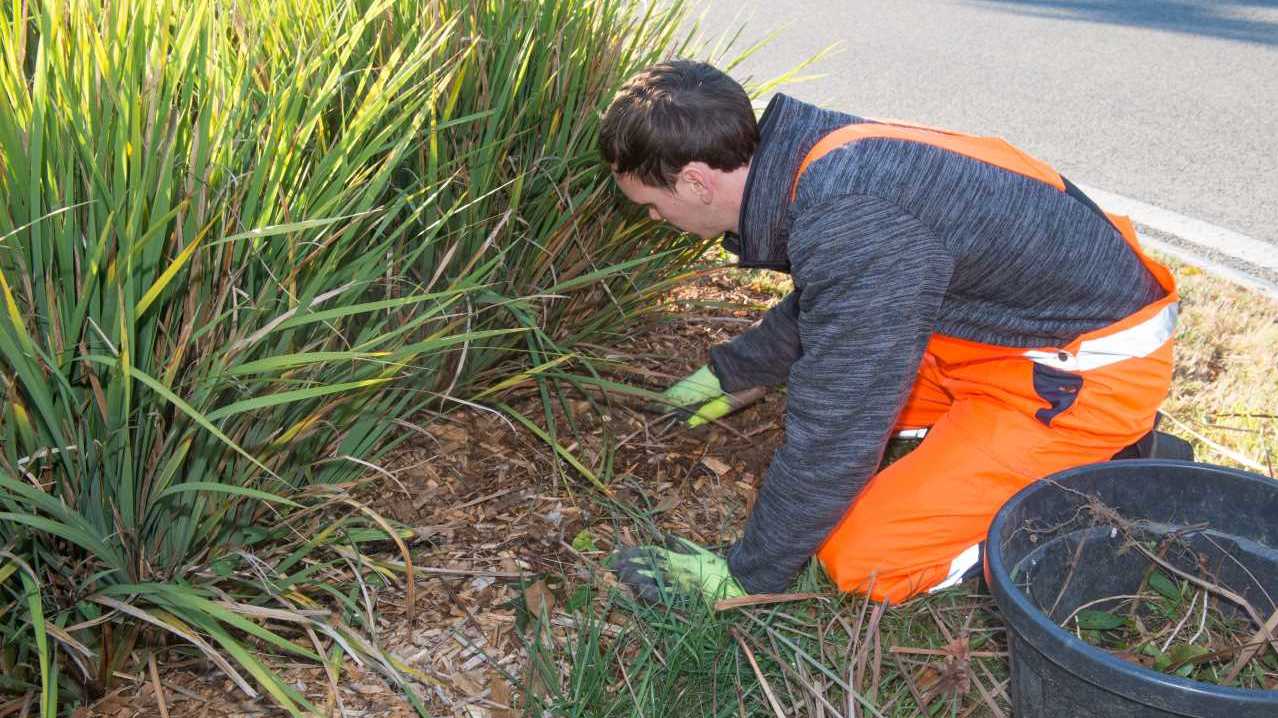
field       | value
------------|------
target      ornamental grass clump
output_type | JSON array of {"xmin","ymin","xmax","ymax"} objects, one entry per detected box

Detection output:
[{"xmin": 0, "ymin": 0, "xmax": 701, "ymax": 712}]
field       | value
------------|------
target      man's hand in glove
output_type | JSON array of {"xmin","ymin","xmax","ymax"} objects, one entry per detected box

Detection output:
[
  {"xmin": 654, "ymin": 365, "xmax": 766, "ymax": 429},
  {"xmin": 613, "ymin": 536, "xmax": 745, "ymax": 605}
]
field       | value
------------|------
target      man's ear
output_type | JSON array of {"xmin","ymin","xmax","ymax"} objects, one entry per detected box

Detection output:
[{"xmin": 679, "ymin": 163, "xmax": 714, "ymax": 204}]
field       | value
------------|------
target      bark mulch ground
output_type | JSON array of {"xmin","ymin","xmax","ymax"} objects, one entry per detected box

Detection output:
[
  {"xmin": 83, "ymin": 259, "xmax": 1278, "ymax": 716},
  {"xmin": 84, "ymin": 268, "xmax": 792, "ymax": 717}
]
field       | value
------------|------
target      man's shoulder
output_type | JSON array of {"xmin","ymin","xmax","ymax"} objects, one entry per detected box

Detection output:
[{"xmin": 799, "ymin": 136, "xmax": 960, "ymax": 195}]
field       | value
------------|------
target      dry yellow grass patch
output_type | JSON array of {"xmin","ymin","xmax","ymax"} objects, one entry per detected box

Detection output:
[{"xmin": 1160, "ymin": 256, "xmax": 1278, "ymax": 476}]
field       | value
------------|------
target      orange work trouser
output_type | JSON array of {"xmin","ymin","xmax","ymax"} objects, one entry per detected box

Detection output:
[{"xmin": 816, "ymin": 215, "xmax": 1178, "ymax": 604}]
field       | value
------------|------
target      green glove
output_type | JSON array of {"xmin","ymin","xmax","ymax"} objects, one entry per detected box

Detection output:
[
  {"xmin": 660, "ymin": 365, "xmax": 723, "ymax": 408},
  {"xmin": 613, "ymin": 536, "xmax": 746, "ymax": 605},
  {"xmin": 656, "ymin": 365, "xmax": 766, "ymax": 429}
]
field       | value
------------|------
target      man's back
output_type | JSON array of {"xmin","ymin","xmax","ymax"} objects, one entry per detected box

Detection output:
[
  {"xmin": 741, "ymin": 93, "xmax": 1165, "ymax": 349},
  {"xmin": 802, "ymin": 132, "xmax": 1166, "ymax": 347}
]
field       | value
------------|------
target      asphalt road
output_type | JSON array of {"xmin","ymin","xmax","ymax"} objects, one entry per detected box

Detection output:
[{"xmin": 688, "ymin": 0, "xmax": 1278, "ymax": 270}]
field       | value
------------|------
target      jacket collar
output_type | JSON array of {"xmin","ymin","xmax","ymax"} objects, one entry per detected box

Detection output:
[{"xmin": 724, "ymin": 94, "xmax": 858, "ymax": 271}]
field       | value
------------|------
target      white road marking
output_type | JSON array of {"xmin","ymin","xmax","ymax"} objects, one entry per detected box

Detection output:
[
  {"xmin": 1077, "ymin": 183, "xmax": 1278, "ymax": 301},
  {"xmin": 1133, "ymin": 235, "xmax": 1278, "ymax": 301}
]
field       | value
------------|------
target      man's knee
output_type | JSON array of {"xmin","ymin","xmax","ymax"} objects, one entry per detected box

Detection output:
[{"xmin": 818, "ymin": 554, "xmax": 952, "ymax": 603}]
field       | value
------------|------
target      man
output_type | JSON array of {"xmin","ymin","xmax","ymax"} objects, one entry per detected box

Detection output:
[{"xmin": 602, "ymin": 60, "xmax": 1178, "ymax": 604}]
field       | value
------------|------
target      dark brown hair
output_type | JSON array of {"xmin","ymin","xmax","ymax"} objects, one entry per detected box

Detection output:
[{"xmin": 599, "ymin": 60, "xmax": 758, "ymax": 190}]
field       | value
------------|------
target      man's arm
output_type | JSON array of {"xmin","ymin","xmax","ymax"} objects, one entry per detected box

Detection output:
[
  {"xmin": 708, "ymin": 289, "xmax": 802, "ymax": 392},
  {"xmin": 727, "ymin": 195, "xmax": 953, "ymax": 594}
]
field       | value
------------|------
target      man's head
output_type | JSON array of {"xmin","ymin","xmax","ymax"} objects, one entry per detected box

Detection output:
[{"xmin": 599, "ymin": 60, "xmax": 757, "ymax": 239}]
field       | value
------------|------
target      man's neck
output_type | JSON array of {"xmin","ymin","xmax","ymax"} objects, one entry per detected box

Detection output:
[{"xmin": 720, "ymin": 161, "xmax": 751, "ymax": 235}]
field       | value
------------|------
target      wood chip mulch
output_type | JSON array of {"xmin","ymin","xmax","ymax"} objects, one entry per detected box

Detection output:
[{"xmin": 85, "ymin": 267, "xmax": 791, "ymax": 717}]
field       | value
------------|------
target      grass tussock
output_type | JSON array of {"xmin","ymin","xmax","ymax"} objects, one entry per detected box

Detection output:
[
  {"xmin": 516, "ymin": 562, "xmax": 1008, "ymax": 717},
  {"xmin": 0, "ymin": 0, "xmax": 743, "ymax": 713}
]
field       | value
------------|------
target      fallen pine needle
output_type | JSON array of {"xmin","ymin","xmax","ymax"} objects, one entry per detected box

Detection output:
[
  {"xmin": 889, "ymin": 646, "xmax": 1007, "ymax": 658},
  {"xmin": 149, "ymin": 653, "xmax": 171, "ymax": 718},
  {"xmin": 730, "ymin": 627, "xmax": 788, "ymax": 718},
  {"xmin": 715, "ymin": 592, "xmax": 826, "ymax": 611},
  {"xmin": 1159, "ymin": 412, "xmax": 1268, "ymax": 473}
]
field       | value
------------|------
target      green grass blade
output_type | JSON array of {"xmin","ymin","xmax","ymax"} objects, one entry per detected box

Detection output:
[
  {"xmin": 151, "ymin": 481, "xmax": 303, "ymax": 508},
  {"xmin": 497, "ymin": 401, "xmax": 605, "ymax": 492}
]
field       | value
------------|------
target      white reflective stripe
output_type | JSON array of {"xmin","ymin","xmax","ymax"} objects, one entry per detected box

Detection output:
[
  {"xmin": 929, "ymin": 543, "xmax": 982, "ymax": 593},
  {"xmin": 895, "ymin": 428, "xmax": 928, "ymax": 439},
  {"xmin": 1024, "ymin": 301, "xmax": 1178, "ymax": 372}
]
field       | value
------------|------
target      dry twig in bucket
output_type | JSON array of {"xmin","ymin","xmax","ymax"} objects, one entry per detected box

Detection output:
[{"xmin": 1051, "ymin": 497, "xmax": 1278, "ymax": 689}]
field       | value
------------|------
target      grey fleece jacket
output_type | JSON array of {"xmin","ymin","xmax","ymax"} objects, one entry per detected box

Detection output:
[{"xmin": 712, "ymin": 94, "xmax": 1166, "ymax": 594}]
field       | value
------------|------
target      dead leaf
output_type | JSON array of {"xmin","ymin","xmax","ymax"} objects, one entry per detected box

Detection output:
[
  {"xmin": 915, "ymin": 664, "xmax": 943, "ymax": 694},
  {"xmin": 942, "ymin": 637, "xmax": 970, "ymax": 662},
  {"xmin": 652, "ymin": 494, "xmax": 680, "ymax": 513},
  {"xmin": 701, "ymin": 456, "xmax": 732, "ymax": 477},
  {"xmin": 452, "ymin": 669, "xmax": 486, "ymax": 697},
  {"xmin": 431, "ymin": 423, "xmax": 470, "ymax": 454},
  {"xmin": 927, "ymin": 638, "xmax": 973, "ymax": 700},
  {"xmin": 432, "ymin": 423, "xmax": 468, "ymax": 443},
  {"xmin": 489, "ymin": 673, "xmax": 517, "ymax": 718},
  {"xmin": 524, "ymin": 580, "xmax": 555, "ymax": 619}
]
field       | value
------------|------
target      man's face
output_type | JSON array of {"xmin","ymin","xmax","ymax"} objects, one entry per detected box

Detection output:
[{"xmin": 613, "ymin": 171, "xmax": 723, "ymax": 239}]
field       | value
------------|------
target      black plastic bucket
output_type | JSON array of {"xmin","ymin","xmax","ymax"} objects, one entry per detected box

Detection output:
[{"xmin": 987, "ymin": 459, "xmax": 1278, "ymax": 717}]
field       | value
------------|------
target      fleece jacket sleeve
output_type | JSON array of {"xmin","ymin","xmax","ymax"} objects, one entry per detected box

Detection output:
[
  {"xmin": 727, "ymin": 194, "xmax": 954, "ymax": 594},
  {"xmin": 708, "ymin": 289, "xmax": 802, "ymax": 393}
]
